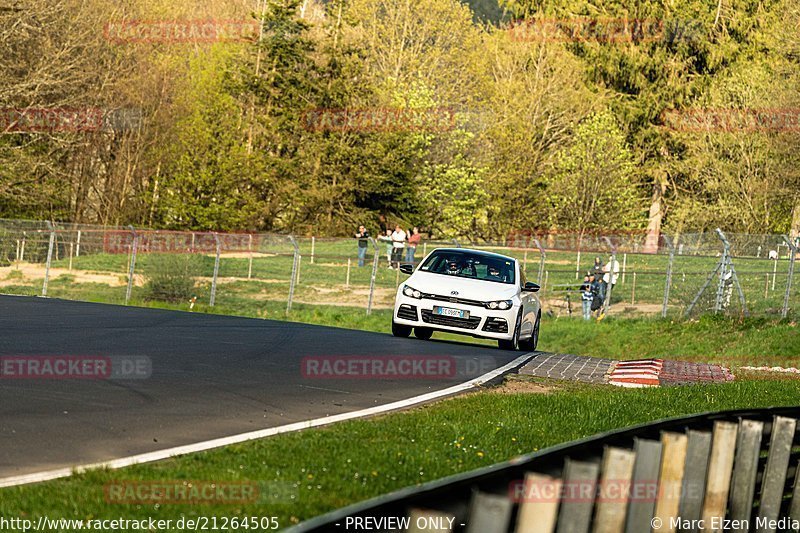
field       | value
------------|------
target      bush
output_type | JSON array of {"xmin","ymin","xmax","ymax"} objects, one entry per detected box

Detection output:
[{"xmin": 143, "ymin": 254, "xmax": 203, "ymax": 303}]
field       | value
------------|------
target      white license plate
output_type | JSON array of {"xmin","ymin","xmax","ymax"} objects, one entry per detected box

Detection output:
[{"xmin": 435, "ymin": 306, "xmax": 468, "ymax": 319}]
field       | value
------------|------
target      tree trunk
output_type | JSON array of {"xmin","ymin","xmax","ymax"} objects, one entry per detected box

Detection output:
[
  {"xmin": 791, "ymin": 196, "xmax": 800, "ymax": 240},
  {"xmin": 644, "ymin": 178, "xmax": 665, "ymax": 253}
]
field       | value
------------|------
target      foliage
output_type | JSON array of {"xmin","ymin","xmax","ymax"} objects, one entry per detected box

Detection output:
[
  {"xmin": 142, "ymin": 254, "xmax": 203, "ymax": 303},
  {"xmin": 0, "ymin": 0, "xmax": 798, "ymax": 238},
  {"xmin": 546, "ymin": 111, "xmax": 643, "ymax": 232}
]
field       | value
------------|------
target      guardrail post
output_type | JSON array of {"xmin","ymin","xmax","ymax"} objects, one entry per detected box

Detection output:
[
  {"xmin": 287, "ymin": 235, "xmax": 300, "ymax": 314},
  {"xmin": 782, "ymin": 235, "xmax": 797, "ymax": 318},
  {"xmin": 210, "ymin": 233, "xmax": 221, "ymax": 307},
  {"xmin": 310, "ymin": 236, "xmax": 315, "ymax": 264},
  {"xmin": 125, "ymin": 225, "xmax": 138, "ymax": 305},
  {"xmin": 532, "ymin": 238, "xmax": 546, "ymax": 285},
  {"xmin": 367, "ymin": 237, "xmax": 380, "ymax": 315},
  {"xmin": 662, "ymin": 233, "xmax": 675, "ymax": 318},
  {"xmin": 42, "ymin": 221, "xmax": 55, "ymax": 296}
]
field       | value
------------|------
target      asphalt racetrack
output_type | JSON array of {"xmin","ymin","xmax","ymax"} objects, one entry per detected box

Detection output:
[{"xmin": 0, "ymin": 296, "xmax": 530, "ymax": 480}]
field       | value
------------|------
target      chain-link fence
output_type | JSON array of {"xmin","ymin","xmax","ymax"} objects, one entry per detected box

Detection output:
[{"xmin": 0, "ymin": 219, "xmax": 796, "ymax": 320}]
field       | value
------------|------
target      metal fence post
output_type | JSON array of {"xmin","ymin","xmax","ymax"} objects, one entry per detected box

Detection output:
[
  {"xmin": 367, "ymin": 237, "xmax": 380, "ymax": 315},
  {"xmin": 76, "ymin": 229, "xmax": 81, "ymax": 257},
  {"xmin": 532, "ymin": 238, "xmax": 546, "ymax": 285},
  {"xmin": 310, "ymin": 236, "xmax": 315, "ymax": 264},
  {"xmin": 125, "ymin": 225, "xmax": 138, "ymax": 305},
  {"xmin": 661, "ymin": 233, "xmax": 675, "ymax": 318},
  {"xmin": 601, "ymin": 236, "xmax": 616, "ymax": 313},
  {"xmin": 210, "ymin": 233, "xmax": 221, "ymax": 307},
  {"xmin": 287, "ymin": 235, "xmax": 300, "ymax": 314},
  {"xmin": 42, "ymin": 221, "xmax": 55, "ymax": 297},
  {"xmin": 714, "ymin": 228, "xmax": 748, "ymax": 315},
  {"xmin": 248, "ymin": 233, "xmax": 253, "ymax": 279},
  {"xmin": 782, "ymin": 235, "xmax": 797, "ymax": 318}
]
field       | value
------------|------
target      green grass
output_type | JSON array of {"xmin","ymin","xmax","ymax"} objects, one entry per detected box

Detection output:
[
  {"xmin": 4, "ymin": 271, "xmax": 798, "ymax": 366},
  {"xmin": 34, "ymin": 245, "xmax": 800, "ymax": 317},
  {"xmin": 1, "ymin": 261, "xmax": 798, "ymax": 530},
  {"xmin": 538, "ymin": 315, "xmax": 800, "ymax": 368},
  {"xmin": 0, "ymin": 381, "xmax": 797, "ymax": 530}
]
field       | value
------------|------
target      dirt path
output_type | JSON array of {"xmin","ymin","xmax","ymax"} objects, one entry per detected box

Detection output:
[{"xmin": 0, "ymin": 264, "xmax": 128, "ymax": 287}]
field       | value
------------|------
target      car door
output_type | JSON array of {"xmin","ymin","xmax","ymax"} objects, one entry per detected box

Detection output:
[{"xmin": 517, "ymin": 266, "xmax": 536, "ymax": 336}]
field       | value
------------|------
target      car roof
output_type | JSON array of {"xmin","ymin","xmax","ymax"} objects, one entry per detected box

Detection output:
[{"xmin": 426, "ymin": 248, "xmax": 517, "ymax": 263}]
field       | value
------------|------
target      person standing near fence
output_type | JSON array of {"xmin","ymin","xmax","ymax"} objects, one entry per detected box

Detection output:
[
  {"xmin": 591, "ymin": 256, "xmax": 605, "ymax": 301},
  {"xmin": 405, "ymin": 227, "xmax": 420, "ymax": 264},
  {"xmin": 603, "ymin": 255, "xmax": 620, "ymax": 299},
  {"xmin": 354, "ymin": 225, "xmax": 370, "ymax": 267},
  {"xmin": 378, "ymin": 229, "xmax": 393, "ymax": 267},
  {"xmin": 590, "ymin": 274, "xmax": 604, "ymax": 318},
  {"xmin": 580, "ymin": 274, "xmax": 595, "ymax": 320},
  {"xmin": 391, "ymin": 225, "xmax": 406, "ymax": 269}
]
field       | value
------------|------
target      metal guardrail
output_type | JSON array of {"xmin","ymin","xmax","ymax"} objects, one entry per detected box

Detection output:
[{"xmin": 290, "ymin": 407, "xmax": 800, "ymax": 533}]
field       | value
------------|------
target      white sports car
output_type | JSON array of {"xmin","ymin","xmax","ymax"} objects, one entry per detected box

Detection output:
[{"xmin": 392, "ymin": 248, "xmax": 541, "ymax": 350}]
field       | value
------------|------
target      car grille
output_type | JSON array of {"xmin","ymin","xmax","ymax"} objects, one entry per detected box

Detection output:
[
  {"xmin": 421, "ymin": 292, "xmax": 485, "ymax": 307},
  {"xmin": 421, "ymin": 309, "xmax": 481, "ymax": 330},
  {"xmin": 482, "ymin": 317, "xmax": 508, "ymax": 333},
  {"xmin": 397, "ymin": 304, "xmax": 418, "ymax": 321}
]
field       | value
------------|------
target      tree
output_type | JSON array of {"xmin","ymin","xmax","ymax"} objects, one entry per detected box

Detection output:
[{"xmin": 546, "ymin": 111, "xmax": 643, "ymax": 233}]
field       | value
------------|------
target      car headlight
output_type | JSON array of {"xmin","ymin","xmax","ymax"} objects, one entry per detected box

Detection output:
[
  {"xmin": 402, "ymin": 285, "xmax": 422, "ymax": 299},
  {"xmin": 486, "ymin": 300, "xmax": 512, "ymax": 310}
]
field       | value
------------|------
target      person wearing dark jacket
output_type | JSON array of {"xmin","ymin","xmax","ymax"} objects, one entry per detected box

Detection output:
[
  {"xmin": 355, "ymin": 225, "xmax": 370, "ymax": 267},
  {"xmin": 580, "ymin": 274, "xmax": 596, "ymax": 320}
]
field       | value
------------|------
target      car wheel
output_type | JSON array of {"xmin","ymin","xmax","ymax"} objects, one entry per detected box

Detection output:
[
  {"xmin": 498, "ymin": 311, "xmax": 522, "ymax": 350},
  {"xmin": 414, "ymin": 327, "xmax": 433, "ymax": 340},
  {"xmin": 392, "ymin": 321, "xmax": 412, "ymax": 338},
  {"xmin": 520, "ymin": 310, "xmax": 540, "ymax": 352}
]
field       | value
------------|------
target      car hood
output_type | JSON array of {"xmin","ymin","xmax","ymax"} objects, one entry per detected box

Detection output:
[{"xmin": 407, "ymin": 271, "xmax": 519, "ymax": 300}]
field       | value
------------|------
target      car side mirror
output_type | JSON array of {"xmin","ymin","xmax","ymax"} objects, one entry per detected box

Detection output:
[
  {"xmin": 399, "ymin": 264, "xmax": 414, "ymax": 275},
  {"xmin": 523, "ymin": 282, "xmax": 540, "ymax": 292}
]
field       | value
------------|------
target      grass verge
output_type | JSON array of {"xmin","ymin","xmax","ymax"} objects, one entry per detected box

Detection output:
[{"xmin": 0, "ymin": 381, "xmax": 797, "ymax": 529}]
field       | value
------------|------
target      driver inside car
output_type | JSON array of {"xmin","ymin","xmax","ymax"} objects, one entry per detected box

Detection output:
[
  {"xmin": 444, "ymin": 260, "xmax": 461, "ymax": 275},
  {"xmin": 486, "ymin": 265, "xmax": 503, "ymax": 282}
]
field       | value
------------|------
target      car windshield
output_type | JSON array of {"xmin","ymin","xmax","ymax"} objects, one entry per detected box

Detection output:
[{"xmin": 419, "ymin": 251, "xmax": 515, "ymax": 284}]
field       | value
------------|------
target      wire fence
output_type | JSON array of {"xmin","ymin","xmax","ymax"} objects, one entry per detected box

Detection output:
[{"xmin": 0, "ymin": 219, "xmax": 797, "ymax": 320}]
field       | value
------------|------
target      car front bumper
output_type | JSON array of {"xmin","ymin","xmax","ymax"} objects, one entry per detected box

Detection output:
[{"xmin": 393, "ymin": 294, "xmax": 517, "ymax": 340}]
